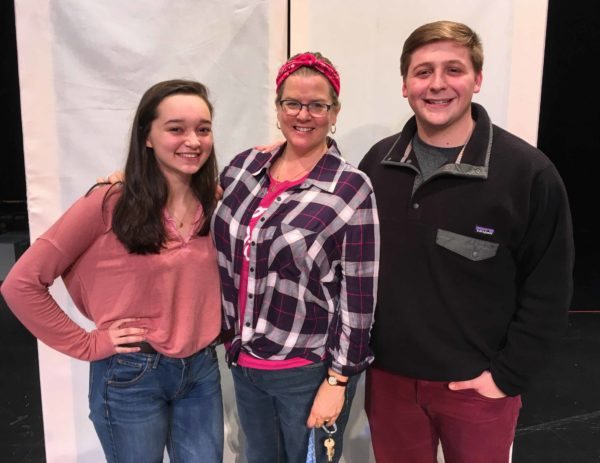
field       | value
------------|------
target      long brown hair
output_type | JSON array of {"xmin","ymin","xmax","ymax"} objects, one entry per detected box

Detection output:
[{"xmin": 112, "ymin": 79, "xmax": 218, "ymax": 254}]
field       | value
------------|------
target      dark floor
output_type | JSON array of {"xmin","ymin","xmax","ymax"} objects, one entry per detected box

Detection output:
[
  {"xmin": 1, "ymin": 296, "xmax": 599, "ymax": 462},
  {"xmin": 514, "ymin": 312, "xmax": 600, "ymax": 462},
  {"xmin": 0, "ymin": 295, "xmax": 45, "ymax": 463}
]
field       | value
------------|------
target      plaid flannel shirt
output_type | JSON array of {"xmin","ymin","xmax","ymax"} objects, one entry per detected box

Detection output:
[{"xmin": 212, "ymin": 141, "xmax": 379, "ymax": 376}]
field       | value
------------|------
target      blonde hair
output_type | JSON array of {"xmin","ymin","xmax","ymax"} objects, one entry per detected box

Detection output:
[{"xmin": 275, "ymin": 52, "xmax": 340, "ymax": 107}]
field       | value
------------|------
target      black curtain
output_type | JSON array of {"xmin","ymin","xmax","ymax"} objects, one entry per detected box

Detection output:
[
  {"xmin": 538, "ymin": 0, "xmax": 600, "ymax": 310},
  {"xmin": 0, "ymin": 1, "xmax": 27, "ymax": 232}
]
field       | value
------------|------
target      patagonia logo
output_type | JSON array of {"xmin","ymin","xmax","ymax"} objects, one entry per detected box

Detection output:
[{"xmin": 475, "ymin": 225, "xmax": 495, "ymax": 235}]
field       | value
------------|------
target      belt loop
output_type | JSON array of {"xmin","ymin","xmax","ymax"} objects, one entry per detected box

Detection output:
[{"xmin": 152, "ymin": 353, "xmax": 161, "ymax": 369}]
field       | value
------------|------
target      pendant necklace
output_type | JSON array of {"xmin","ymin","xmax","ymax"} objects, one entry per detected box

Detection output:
[
  {"xmin": 172, "ymin": 213, "xmax": 184, "ymax": 228},
  {"xmin": 169, "ymin": 207, "xmax": 190, "ymax": 229}
]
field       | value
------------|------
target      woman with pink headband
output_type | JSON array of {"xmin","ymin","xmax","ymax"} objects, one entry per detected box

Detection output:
[{"xmin": 212, "ymin": 52, "xmax": 379, "ymax": 462}]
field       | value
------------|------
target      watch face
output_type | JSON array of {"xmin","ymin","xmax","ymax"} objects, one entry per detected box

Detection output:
[{"xmin": 327, "ymin": 376, "xmax": 337, "ymax": 386}]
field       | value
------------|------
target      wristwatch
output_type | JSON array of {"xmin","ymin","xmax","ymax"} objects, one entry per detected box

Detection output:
[{"xmin": 326, "ymin": 375, "xmax": 348, "ymax": 387}]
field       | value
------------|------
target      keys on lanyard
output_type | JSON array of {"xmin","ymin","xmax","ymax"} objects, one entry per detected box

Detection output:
[{"xmin": 322, "ymin": 422, "xmax": 337, "ymax": 462}]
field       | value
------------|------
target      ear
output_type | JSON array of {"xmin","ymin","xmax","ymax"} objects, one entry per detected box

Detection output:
[
  {"xmin": 145, "ymin": 137, "xmax": 153, "ymax": 149},
  {"xmin": 276, "ymin": 108, "xmax": 284, "ymax": 126},
  {"xmin": 330, "ymin": 102, "xmax": 341, "ymax": 126},
  {"xmin": 402, "ymin": 79, "xmax": 408, "ymax": 98},
  {"xmin": 473, "ymin": 71, "xmax": 483, "ymax": 94}
]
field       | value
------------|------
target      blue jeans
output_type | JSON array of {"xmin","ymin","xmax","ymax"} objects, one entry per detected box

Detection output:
[
  {"xmin": 89, "ymin": 346, "xmax": 223, "ymax": 463},
  {"xmin": 232, "ymin": 362, "xmax": 359, "ymax": 463}
]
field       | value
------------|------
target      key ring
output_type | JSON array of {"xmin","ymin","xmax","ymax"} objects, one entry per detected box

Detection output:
[{"xmin": 321, "ymin": 422, "xmax": 337, "ymax": 435}]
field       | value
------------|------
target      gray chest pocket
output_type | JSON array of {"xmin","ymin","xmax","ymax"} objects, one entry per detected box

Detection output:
[{"xmin": 436, "ymin": 229, "xmax": 498, "ymax": 261}]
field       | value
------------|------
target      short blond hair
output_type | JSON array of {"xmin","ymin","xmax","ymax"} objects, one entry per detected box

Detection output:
[{"xmin": 400, "ymin": 21, "xmax": 483, "ymax": 78}]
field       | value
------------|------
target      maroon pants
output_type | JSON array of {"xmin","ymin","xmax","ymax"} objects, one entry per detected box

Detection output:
[{"xmin": 365, "ymin": 367, "xmax": 521, "ymax": 463}]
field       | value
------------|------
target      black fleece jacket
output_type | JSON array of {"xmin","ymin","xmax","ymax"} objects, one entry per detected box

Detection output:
[{"xmin": 359, "ymin": 103, "xmax": 574, "ymax": 396}]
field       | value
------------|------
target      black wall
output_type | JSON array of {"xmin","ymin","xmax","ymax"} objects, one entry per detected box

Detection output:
[
  {"xmin": 1, "ymin": 1, "xmax": 27, "ymax": 232},
  {"xmin": 538, "ymin": 0, "xmax": 600, "ymax": 310}
]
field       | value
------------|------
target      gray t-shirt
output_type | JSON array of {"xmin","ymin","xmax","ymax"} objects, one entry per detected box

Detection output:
[{"xmin": 412, "ymin": 135, "xmax": 463, "ymax": 191}]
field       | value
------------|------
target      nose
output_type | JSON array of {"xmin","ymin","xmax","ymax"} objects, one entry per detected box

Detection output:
[
  {"xmin": 296, "ymin": 104, "xmax": 312, "ymax": 120},
  {"xmin": 185, "ymin": 131, "xmax": 201, "ymax": 147},
  {"xmin": 430, "ymin": 70, "xmax": 447, "ymax": 91}
]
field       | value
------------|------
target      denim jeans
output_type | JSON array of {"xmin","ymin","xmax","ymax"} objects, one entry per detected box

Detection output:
[
  {"xmin": 231, "ymin": 362, "xmax": 359, "ymax": 463},
  {"xmin": 89, "ymin": 346, "xmax": 223, "ymax": 463}
]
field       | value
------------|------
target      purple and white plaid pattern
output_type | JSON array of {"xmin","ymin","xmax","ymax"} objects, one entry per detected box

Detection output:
[{"xmin": 212, "ymin": 143, "xmax": 379, "ymax": 376}]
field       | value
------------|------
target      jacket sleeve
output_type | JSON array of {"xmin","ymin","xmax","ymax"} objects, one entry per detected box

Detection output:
[
  {"xmin": 329, "ymin": 183, "xmax": 380, "ymax": 376},
  {"xmin": 490, "ymin": 164, "xmax": 574, "ymax": 395},
  {"xmin": 0, "ymin": 188, "xmax": 116, "ymax": 361}
]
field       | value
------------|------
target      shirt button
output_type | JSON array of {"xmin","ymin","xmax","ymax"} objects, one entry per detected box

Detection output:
[
  {"xmin": 473, "ymin": 251, "xmax": 479, "ymax": 258},
  {"xmin": 260, "ymin": 217, "xmax": 265, "ymax": 222},
  {"xmin": 248, "ymin": 294, "xmax": 253, "ymax": 299},
  {"xmin": 250, "ymin": 267, "xmax": 255, "ymax": 272},
  {"xmin": 251, "ymin": 241, "xmax": 256, "ymax": 246},
  {"xmin": 245, "ymin": 322, "xmax": 251, "ymax": 327},
  {"xmin": 276, "ymin": 197, "xmax": 282, "ymax": 201},
  {"xmin": 413, "ymin": 203, "xmax": 419, "ymax": 209}
]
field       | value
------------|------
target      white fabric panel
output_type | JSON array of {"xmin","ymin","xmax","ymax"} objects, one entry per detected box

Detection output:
[
  {"xmin": 15, "ymin": 1, "xmax": 286, "ymax": 461},
  {"xmin": 291, "ymin": 0, "xmax": 548, "ymax": 168},
  {"xmin": 505, "ymin": 1, "xmax": 549, "ymax": 143}
]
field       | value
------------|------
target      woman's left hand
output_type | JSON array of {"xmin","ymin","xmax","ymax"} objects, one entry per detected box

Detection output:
[{"xmin": 306, "ymin": 380, "xmax": 346, "ymax": 428}]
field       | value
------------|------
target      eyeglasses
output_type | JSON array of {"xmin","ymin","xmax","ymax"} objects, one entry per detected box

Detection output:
[{"xmin": 279, "ymin": 99, "xmax": 333, "ymax": 117}]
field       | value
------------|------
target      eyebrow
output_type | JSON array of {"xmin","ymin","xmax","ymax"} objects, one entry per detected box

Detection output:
[
  {"xmin": 164, "ymin": 118, "xmax": 212, "ymax": 124},
  {"xmin": 413, "ymin": 59, "xmax": 467, "ymax": 69},
  {"xmin": 281, "ymin": 98, "xmax": 329, "ymax": 103}
]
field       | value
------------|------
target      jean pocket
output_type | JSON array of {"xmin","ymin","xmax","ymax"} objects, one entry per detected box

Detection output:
[
  {"xmin": 436, "ymin": 229, "xmax": 498, "ymax": 261},
  {"xmin": 89, "ymin": 357, "xmax": 112, "ymax": 400},
  {"xmin": 454, "ymin": 387, "xmax": 507, "ymax": 402},
  {"xmin": 107, "ymin": 354, "xmax": 150, "ymax": 387}
]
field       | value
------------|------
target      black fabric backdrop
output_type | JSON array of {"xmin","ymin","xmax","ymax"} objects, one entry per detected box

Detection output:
[{"xmin": 538, "ymin": 0, "xmax": 600, "ymax": 310}]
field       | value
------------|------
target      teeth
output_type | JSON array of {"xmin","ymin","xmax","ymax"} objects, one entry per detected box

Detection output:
[
  {"xmin": 178, "ymin": 153, "xmax": 199, "ymax": 158},
  {"xmin": 295, "ymin": 127, "xmax": 313, "ymax": 132},
  {"xmin": 428, "ymin": 99, "xmax": 450, "ymax": 104}
]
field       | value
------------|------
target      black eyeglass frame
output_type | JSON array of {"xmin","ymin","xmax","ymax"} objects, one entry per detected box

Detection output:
[{"xmin": 278, "ymin": 99, "xmax": 334, "ymax": 117}]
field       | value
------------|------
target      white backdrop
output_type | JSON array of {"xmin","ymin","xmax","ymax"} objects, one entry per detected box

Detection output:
[
  {"xmin": 14, "ymin": 1, "xmax": 547, "ymax": 461},
  {"xmin": 15, "ymin": 1, "xmax": 286, "ymax": 461},
  {"xmin": 291, "ymin": 0, "xmax": 548, "ymax": 166}
]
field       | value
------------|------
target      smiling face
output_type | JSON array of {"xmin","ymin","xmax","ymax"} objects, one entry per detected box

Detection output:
[
  {"xmin": 276, "ymin": 74, "xmax": 339, "ymax": 158},
  {"xmin": 402, "ymin": 40, "xmax": 482, "ymax": 146},
  {"xmin": 145, "ymin": 94, "xmax": 213, "ymax": 182}
]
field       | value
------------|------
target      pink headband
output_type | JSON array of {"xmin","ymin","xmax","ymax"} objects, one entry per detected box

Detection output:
[{"xmin": 275, "ymin": 53, "xmax": 340, "ymax": 96}]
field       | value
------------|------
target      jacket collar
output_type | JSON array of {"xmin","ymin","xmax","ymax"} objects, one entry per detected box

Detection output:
[{"xmin": 381, "ymin": 103, "xmax": 493, "ymax": 179}]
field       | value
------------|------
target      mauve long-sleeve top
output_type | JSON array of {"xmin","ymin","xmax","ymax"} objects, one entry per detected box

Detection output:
[{"xmin": 1, "ymin": 185, "xmax": 221, "ymax": 361}]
